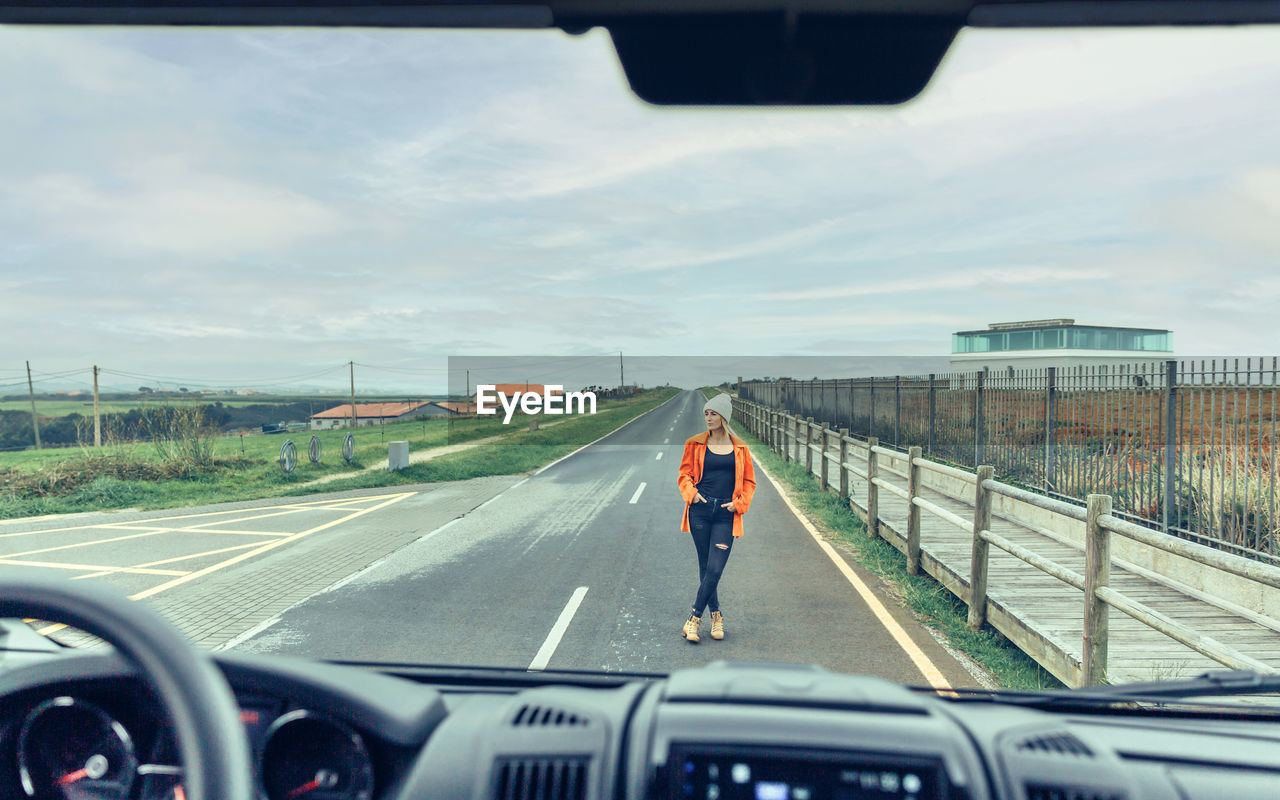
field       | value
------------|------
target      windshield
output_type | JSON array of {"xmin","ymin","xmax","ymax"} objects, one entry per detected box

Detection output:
[{"xmin": 2, "ymin": 22, "xmax": 1278, "ymax": 695}]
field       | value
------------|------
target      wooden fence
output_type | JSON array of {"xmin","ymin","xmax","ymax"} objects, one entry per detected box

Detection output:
[{"xmin": 735, "ymin": 396, "xmax": 1280, "ymax": 687}]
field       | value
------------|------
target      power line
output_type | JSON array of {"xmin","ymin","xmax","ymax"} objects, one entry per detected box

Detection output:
[
  {"xmin": 99, "ymin": 364, "xmax": 349, "ymax": 387},
  {"xmin": 352, "ymin": 362, "xmax": 451, "ymax": 374}
]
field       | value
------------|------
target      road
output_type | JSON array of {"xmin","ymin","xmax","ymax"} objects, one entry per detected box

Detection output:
[{"xmin": 0, "ymin": 390, "xmax": 981, "ymax": 688}]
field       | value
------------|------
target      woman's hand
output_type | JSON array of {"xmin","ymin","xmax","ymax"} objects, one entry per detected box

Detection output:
[
  {"xmin": 720, "ymin": 500, "xmax": 736, "ymax": 512},
  {"xmin": 692, "ymin": 492, "xmax": 707, "ymax": 503}
]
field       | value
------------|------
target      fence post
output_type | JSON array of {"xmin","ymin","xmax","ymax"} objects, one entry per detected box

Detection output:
[
  {"xmin": 1083, "ymin": 493, "xmax": 1113, "ymax": 686},
  {"xmin": 869, "ymin": 379, "xmax": 876, "ymax": 441},
  {"xmin": 894, "ymin": 376, "xmax": 901, "ymax": 447},
  {"xmin": 906, "ymin": 445, "xmax": 923, "ymax": 575},
  {"xmin": 927, "ymin": 374, "xmax": 936, "ymax": 456},
  {"xmin": 866, "ymin": 437, "xmax": 880, "ymax": 539},
  {"xmin": 1163, "ymin": 360, "xmax": 1177, "ymax": 533},
  {"xmin": 804, "ymin": 417, "xmax": 814, "ymax": 476},
  {"xmin": 967, "ymin": 465, "xmax": 995, "ymax": 630},
  {"xmin": 783, "ymin": 414, "xmax": 793, "ymax": 463},
  {"xmin": 838, "ymin": 428, "xmax": 850, "ymax": 500},
  {"xmin": 819, "ymin": 422, "xmax": 831, "ymax": 491},
  {"xmin": 1045, "ymin": 367, "xmax": 1057, "ymax": 494},
  {"xmin": 975, "ymin": 371, "xmax": 986, "ymax": 467}
]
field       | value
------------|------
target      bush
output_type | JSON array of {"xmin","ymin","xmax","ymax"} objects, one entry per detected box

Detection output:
[
  {"xmin": 144, "ymin": 406, "xmax": 218, "ymax": 474},
  {"xmin": 70, "ymin": 476, "xmax": 147, "ymax": 507}
]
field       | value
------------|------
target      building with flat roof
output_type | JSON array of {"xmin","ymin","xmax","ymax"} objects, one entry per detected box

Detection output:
[{"xmin": 950, "ymin": 319, "xmax": 1172, "ymax": 373}]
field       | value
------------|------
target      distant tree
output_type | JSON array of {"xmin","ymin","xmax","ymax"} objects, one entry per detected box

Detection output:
[
  {"xmin": 139, "ymin": 386, "xmax": 153, "ymax": 394},
  {"xmin": 179, "ymin": 387, "xmax": 188, "ymax": 393}
]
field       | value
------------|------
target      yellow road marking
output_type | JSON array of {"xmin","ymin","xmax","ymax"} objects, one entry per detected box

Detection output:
[
  {"xmin": 164, "ymin": 529, "xmax": 294, "ymax": 537},
  {"xmin": 72, "ymin": 541, "xmax": 270, "ymax": 580},
  {"xmin": 0, "ymin": 558, "xmax": 189, "ymax": 576},
  {"xmin": 295, "ymin": 504, "xmax": 391, "ymax": 512},
  {"xmin": 14, "ymin": 491, "xmax": 414, "ymax": 638},
  {"xmin": 96, "ymin": 524, "xmax": 292, "ymax": 537},
  {"xmin": 129, "ymin": 492, "xmax": 415, "ymax": 601},
  {"xmin": 1, "ymin": 524, "xmax": 281, "ymax": 559},
  {"xmin": 295, "ymin": 496, "xmax": 393, "ymax": 509},
  {"xmin": 753, "ymin": 460, "xmax": 953, "ymax": 692},
  {"xmin": 168, "ymin": 506, "xmax": 357, "ymax": 530},
  {"xmin": 1, "ymin": 528, "xmax": 216, "ymax": 559},
  {"xmin": 0, "ymin": 492, "xmax": 408, "ymax": 539}
]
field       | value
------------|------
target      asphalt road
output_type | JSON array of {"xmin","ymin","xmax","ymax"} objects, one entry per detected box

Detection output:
[{"xmin": 224, "ymin": 390, "xmax": 980, "ymax": 688}]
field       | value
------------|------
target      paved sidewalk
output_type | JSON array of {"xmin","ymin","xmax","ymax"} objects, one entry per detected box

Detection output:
[{"xmin": 299, "ymin": 419, "xmax": 570, "ymax": 487}]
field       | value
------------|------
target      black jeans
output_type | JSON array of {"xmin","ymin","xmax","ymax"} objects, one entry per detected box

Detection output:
[{"xmin": 688, "ymin": 499, "xmax": 734, "ymax": 617}]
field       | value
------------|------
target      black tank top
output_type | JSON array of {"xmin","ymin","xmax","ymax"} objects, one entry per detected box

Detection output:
[{"xmin": 696, "ymin": 448, "xmax": 736, "ymax": 500}]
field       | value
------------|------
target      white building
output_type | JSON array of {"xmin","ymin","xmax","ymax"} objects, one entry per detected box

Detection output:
[
  {"xmin": 310, "ymin": 401, "xmax": 450, "ymax": 430},
  {"xmin": 949, "ymin": 319, "xmax": 1172, "ymax": 375}
]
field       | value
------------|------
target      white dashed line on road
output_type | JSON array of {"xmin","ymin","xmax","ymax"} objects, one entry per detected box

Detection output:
[
  {"xmin": 655, "ymin": 452, "xmax": 663, "ymax": 460},
  {"xmin": 528, "ymin": 586, "xmax": 589, "ymax": 671},
  {"xmin": 664, "ymin": 438, "xmax": 669, "ymax": 444},
  {"xmin": 629, "ymin": 483, "xmax": 647, "ymax": 504}
]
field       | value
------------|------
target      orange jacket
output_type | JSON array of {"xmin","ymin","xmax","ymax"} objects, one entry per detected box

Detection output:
[{"xmin": 677, "ymin": 431, "xmax": 757, "ymax": 538}]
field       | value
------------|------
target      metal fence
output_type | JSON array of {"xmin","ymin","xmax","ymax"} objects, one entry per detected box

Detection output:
[{"xmin": 739, "ymin": 358, "xmax": 1279, "ymax": 563}]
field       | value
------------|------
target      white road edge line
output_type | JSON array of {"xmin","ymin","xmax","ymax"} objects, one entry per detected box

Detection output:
[
  {"xmin": 629, "ymin": 483, "xmax": 647, "ymax": 504},
  {"xmin": 528, "ymin": 586, "xmax": 589, "ymax": 671},
  {"xmin": 213, "ymin": 480, "xmax": 523, "ymax": 653},
  {"xmin": 217, "ymin": 614, "xmax": 285, "ymax": 652},
  {"xmin": 474, "ymin": 478, "xmax": 528, "ymax": 512},
  {"xmin": 214, "ymin": 515, "xmax": 466, "ymax": 652},
  {"xmin": 655, "ymin": 452, "xmax": 663, "ymax": 461},
  {"xmin": 531, "ymin": 392, "xmax": 683, "ymax": 477},
  {"xmin": 752, "ymin": 458, "xmax": 953, "ymax": 692}
]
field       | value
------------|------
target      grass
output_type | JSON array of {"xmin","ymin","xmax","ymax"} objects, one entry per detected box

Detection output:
[
  {"xmin": 721, "ymin": 398, "xmax": 1063, "ymax": 691},
  {"xmin": 0, "ymin": 389, "xmax": 678, "ymax": 519},
  {"xmin": 0, "ymin": 393, "xmax": 453, "ymax": 414}
]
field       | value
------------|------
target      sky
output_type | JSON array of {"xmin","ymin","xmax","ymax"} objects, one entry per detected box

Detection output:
[{"xmin": 2, "ymin": 23, "xmax": 1279, "ymax": 395}]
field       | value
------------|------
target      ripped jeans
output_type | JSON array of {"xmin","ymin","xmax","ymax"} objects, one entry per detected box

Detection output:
[{"xmin": 688, "ymin": 499, "xmax": 734, "ymax": 617}]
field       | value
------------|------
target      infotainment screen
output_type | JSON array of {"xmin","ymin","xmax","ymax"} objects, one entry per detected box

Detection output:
[{"xmin": 667, "ymin": 746, "xmax": 945, "ymax": 800}]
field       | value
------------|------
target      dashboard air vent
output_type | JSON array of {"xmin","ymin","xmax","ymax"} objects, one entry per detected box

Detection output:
[
  {"xmin": 495, "ymin": 758, "xmax": 589, "ymax": 800},
  {"xmin": 1016, "ymin": 733, "xmax": 1094, "ymax": 757},
  {"xmin": 1026, "ymin": 785, "xmax": 1121, "ymax": 800},
  {"xmin": 511, "ymin": 704, "xmax": 588, "ymax": 727}
]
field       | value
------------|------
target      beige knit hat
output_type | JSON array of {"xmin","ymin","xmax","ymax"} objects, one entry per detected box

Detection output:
[{"xmin": 703, "ymin": 393, "xmax": 732, "ymax": 422}]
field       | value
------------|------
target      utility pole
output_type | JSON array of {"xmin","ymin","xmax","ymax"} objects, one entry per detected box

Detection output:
[
  {"xmin": 349, "ymin": 361, "xmax": 356, "ymax": 430},
  {"xmin": 466, "ymin": 369, "xmax": 470, "ymax": 403},
  {"xmin": 25, "ymin": 361, "xmax": 41, "ymax": 450},
  {"xmin": 619, "ymin": 351, "xmax": 625, "ymax": 392},
  {"xmin": 93, "ymin": 365, "xmax": 101, "ymax": 447}
]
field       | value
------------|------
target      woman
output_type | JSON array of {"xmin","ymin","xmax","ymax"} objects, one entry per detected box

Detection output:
[{"xmin": 676, "ymin": 392, "xmax": 756, "ymax": 643}]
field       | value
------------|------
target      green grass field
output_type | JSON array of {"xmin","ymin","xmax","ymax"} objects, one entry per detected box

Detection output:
[
  {"xmin": 0, "ymin": 389, "xmax": 678, "ymax": 519},
  {"xmin": 0, "ymin": 394, "xmax": 445, "ymax": 414}
]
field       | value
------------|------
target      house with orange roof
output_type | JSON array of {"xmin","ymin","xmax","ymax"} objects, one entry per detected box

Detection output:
[
  {"xmin": 310, "ymin": 401, "xmax": 450, "ymax": 430},
  {"xmin": 431, "ymin": 401, "xmax": 477, "ymax": 415}
]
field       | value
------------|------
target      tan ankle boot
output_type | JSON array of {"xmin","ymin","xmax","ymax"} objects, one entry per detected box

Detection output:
[
  {"xmin": 710, "ymin": 611, "xmax": 725, "ymax": 640},
  {"xmin": 682, "ymin": 614, "xmax": 701, "ymax": 643}
]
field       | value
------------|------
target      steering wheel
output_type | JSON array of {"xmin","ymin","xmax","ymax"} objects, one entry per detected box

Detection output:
[{"xmin": 0, "ymin": 573, "xmax": 254, "ymax": 800}]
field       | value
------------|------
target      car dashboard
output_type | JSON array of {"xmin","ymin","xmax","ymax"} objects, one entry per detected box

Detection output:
[{"xmin": 2, "ymin": 652, "xmax": 1279, "ymax": 800}]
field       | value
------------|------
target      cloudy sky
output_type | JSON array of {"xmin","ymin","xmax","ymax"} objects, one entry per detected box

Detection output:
[{"xmin": 2, "ymin": 23, "xmax": 1279, "ymax": 394}]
